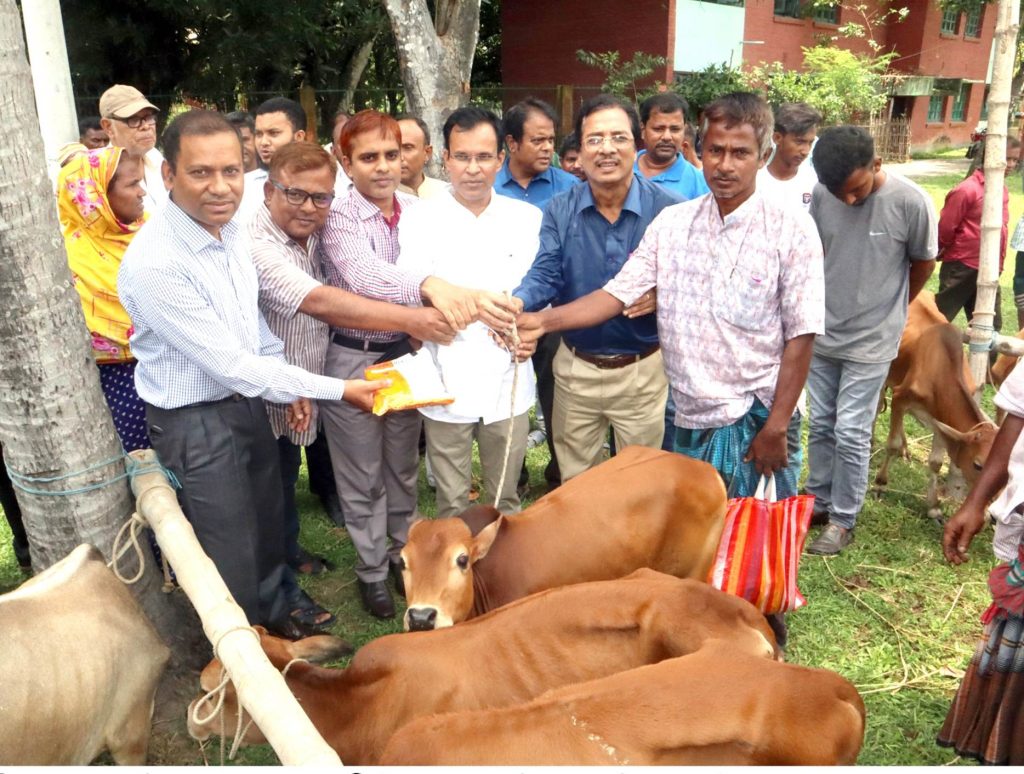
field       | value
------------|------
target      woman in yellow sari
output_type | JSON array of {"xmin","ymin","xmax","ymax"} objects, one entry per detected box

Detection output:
[{"xmin": 57, "ymin": 145, "xmax": 149, "ymax": 450}]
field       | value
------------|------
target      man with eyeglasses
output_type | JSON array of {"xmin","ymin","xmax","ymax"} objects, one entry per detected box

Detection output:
[
  {"xmin": 510, "ymin": 94, "xmax": 682, "ymax": 484},
  {"xmin": 397, "ymin": 107, "xmax": 541, "ymax": 519},
  {"xmin": 99, "ymin": 84, "xmax": 167, "ymax": 212},
  {"xmin": 496, "ymin": 98, "xmax": 579, "ymax": 493},
  {"xmin": 247, "ymin": 140, "xmax": 456, "ymax": 628}
]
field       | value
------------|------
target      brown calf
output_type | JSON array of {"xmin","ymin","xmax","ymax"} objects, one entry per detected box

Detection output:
[
  {"xmin": 876, "ymin": 294, "xmax": 997, "ymax": 519},
  {"xmin": 380, "ymin": 643, "xmax": 865, "ymax": 766},
  {"xmin": 187, "ymin": 570, "xmax": 777, "ymax": 765},
  {"xmin": 400, "ymin": 446, "xmax": 727, "ymax": 630}
]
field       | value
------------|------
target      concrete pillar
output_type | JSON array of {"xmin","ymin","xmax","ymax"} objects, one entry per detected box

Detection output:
[{"xmin": 20, "ymin": 0, "xmax": 78, "ymax": 182}]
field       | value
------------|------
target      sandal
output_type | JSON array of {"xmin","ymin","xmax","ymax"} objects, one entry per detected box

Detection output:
[
  {"xmin": 288, "ymin": 586, "xmax": 336, "ymax": 630},
  {"xmin": 292, "ymin": 547, "xmax": 334, "ymax": 576}
]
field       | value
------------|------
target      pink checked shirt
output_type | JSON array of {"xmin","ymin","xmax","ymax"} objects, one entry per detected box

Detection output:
[
  {"xmin": 320, "ymin": 188, "xmax": 424, "ymax": 342},
  {"xmin": 604, "ymin": 189, "xmax": 825, "ymax": 428}
]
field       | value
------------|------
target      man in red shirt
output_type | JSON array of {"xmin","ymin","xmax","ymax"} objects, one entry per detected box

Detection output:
[{"xmin": 935, "ymin": 138, "xmax": 1020, "ymax": 330}]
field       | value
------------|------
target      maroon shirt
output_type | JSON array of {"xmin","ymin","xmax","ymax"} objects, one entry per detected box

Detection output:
[{"xmin": 938, "ymin": 169, "xmax": 1009, "ymax": 270}]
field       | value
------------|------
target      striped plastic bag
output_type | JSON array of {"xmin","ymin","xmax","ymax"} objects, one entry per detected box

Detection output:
[{"xmin": 707, "ymin": 475, "xmax": 814, "ymax": 614}]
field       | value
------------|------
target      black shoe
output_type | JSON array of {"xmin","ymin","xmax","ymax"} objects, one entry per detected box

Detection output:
[
  {"xmin": 322, "ymin": 492, "xmax": 345, "ymax": 528},
  {"xmin": 389, "ymin": 559, "xmax": 406, "ymax": 598},
  {"xmin": 358, "ymin": 579, "xmax": 396, "ymax": 619}
]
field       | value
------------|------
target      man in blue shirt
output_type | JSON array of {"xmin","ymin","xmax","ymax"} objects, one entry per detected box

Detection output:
[
  {"xmin": 495, "ymin": 99, "xmax": 578, "ymax": 491},
  {"xmin": 512, "ymin": 94, "xmax": 683, "ymax": 483},
  {"xmin": 495, "ymin": 98, "xmax": 579, "ymax": 209},
  {"xmin": 634, "ymin": 93, "xmax": 709, "ymax": 200}
]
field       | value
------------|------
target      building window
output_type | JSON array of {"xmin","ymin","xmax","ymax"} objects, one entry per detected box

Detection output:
[
  {"xmin": 928, "ymin": 94, "xmax": 946, "ymax": 122},
  {"xmin": 964, "ymin": 7, "xmax": 982, "ymax": 37},
  {"xmin": 951, "ymin": 83, "xmax": 970, "ymax": 122},
  {"xmin": 812, "ymin": 2, "xmax": 839, "ymax": 23},
  {"xmin": 980, "ymin": 86, "xmax": 990, "ymax": 120},
  {"xmin": 701, "ymin": 0, "xmax": 745, "ymax": 5},
  {"xmin": 941, "ymin": 8, "xmax": 960, "ymax": 35},
  {"xmin": 774, "ymin": 0, "xmax": 802, "ymax": 18}
]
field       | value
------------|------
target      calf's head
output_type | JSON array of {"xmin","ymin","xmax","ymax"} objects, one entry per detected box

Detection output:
[
  {"xmin": 401, "ymin": 512, "xmax": 502, "ymax": 631},
  {"xmin": 933, "ymin": 419, "xmax": 998, "ymax": 486}
]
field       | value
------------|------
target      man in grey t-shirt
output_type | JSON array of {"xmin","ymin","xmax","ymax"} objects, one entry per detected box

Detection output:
[{"xmin": 805, "ymin": 126, "xmax": 937, "ymax": 555}]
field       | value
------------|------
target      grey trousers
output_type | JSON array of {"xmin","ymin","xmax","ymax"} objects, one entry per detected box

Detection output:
[
  {"xmin": 424, "ymin": 413, "xmax": 529, "ymax": 518},
  {"xmin": 805, "ymin": 353, "xmax": 891, "ymax": 530},
  {"xmin": 145, "ymin": 396, "xmax": 288, "ymax": 628},
  {"xmin": 320, "ymin": 343, "xmax": 421, "ymax": 582}
]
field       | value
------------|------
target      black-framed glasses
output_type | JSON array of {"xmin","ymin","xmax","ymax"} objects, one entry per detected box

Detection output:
[
  {"xmin": 111, "ymin": 113, "xmax": 158, "ymax": 130},
  {"xmin": 269, "ymin": 179, "xmax": 334, "ymax": 209}
]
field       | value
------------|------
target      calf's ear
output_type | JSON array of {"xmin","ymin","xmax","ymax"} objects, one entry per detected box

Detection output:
[{"xmin": 471, "ymin": 515, "xmax": 504, "ymax": 562}]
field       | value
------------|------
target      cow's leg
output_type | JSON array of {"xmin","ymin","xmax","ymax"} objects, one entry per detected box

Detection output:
[
  {"xmin": 874, "ymin": 393, "xmax": 908, "ymax": 490},
  {"xmin": 105, "ymin": 695, "xmax": 156, "ymax": 765},
  {"xmin": 926, "ymin": 431, "xmax": 949, "ymax": 522}
]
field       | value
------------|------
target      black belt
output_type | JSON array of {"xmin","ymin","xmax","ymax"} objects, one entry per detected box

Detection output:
[
  {"xmin": 569, "ymin": 344, "xmax": 660, "ymax": 370},
  {"xmin": 332, "ymin": 332, "xmax": 401, "ymax": 353}
]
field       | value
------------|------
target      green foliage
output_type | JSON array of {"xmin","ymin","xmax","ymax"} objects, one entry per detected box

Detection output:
[
  {"xmin": 748, "ymin": 46, "xmax": 893, "ymax": 122},
  {"xmin": 575, "ymin": 49, "xmax": 667, "ymax": 103},
  {"xmin": 671, "ymin": 63, "xmax": 748, "ymax": 120}
]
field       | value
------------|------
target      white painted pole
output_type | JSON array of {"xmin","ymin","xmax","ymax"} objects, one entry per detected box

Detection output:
[
  {"xmin": 19, "ymin": 0, "xmax": 78, "ymax": 183},
  {"xmin": 970, "ymin": 0, "xmax": 1021, "ymax": 396},
  {"xmin": 127, "ymin": 450, "xmax": 342, "ymax": 766}
]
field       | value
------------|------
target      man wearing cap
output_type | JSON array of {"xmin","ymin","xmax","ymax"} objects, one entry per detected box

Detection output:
[{"xmin": 99, "ymin": 85, "xmax": 168, "ymax": 212}]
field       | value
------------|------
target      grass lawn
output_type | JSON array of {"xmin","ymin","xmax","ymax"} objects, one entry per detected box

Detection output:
[{"xmin": 0, "ymin": 162, "xmax": 1021, "ymax": 765}]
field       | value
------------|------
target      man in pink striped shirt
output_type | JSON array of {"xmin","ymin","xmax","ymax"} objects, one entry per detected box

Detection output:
[{"xmin": 319, "ymin": 111, "xmax": 517, "ymax": 619}]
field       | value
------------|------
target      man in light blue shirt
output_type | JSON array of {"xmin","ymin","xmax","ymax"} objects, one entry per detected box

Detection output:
[
  {"xmin": 634, "ymin": 92, "xmax": 709, "ymax": 201},
  {"xmin": 119, "ymin": 110, "xmax": 380, "ymax": 642}
]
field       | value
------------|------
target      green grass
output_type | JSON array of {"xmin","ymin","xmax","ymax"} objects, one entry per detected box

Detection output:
[
  {"xmin": 910, "ymin": 147, "xmax": 973, "ymax": 161},
  {"xmin": 1, "ymin": 163, "xmax": 1021, "ymax": 765}
]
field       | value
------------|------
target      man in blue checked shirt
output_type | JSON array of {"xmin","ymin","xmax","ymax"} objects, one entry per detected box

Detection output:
[{"xmin": 118, "ymin": 110, "xmax": 382, "ymax": 642}]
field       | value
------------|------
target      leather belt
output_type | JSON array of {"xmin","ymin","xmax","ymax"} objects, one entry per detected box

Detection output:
[
  {"xmin": 332, "ymin": 332, "xmax": 399, "ymax": 353},
  {"xmin": 569, "ymin": 344, "xmax": 660, "ymax": 369}
]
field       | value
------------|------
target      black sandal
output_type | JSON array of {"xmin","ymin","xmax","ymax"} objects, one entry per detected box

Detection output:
[{"xmin": 288, "ymin": 586, "xmax": 336, "ymax": 630}]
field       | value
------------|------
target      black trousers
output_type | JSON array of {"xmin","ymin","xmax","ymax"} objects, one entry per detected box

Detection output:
[
  {"xmin": 935, "ymin": 260, "xmax": 1003, "ymax": 332},
  {"xmin": 304, "ymin": 432, "xmax": 337, "ymax": 500},
  {"xmin": 532, "ymin": 332, "xmax": 562, "ymax": 485},
  {"xmin": 0, "ymin": 445, "xmax": 30, "ymax": 568},
  {"xmin": 145, "ymin": 396, "xmax": 289, "ymax": 628}
]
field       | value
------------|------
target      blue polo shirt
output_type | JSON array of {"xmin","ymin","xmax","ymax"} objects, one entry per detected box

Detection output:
[
  {"xmin": 634, "ymin": 151, "xmax": 709, "ymax": 200},
  {"xmin": 495, "ymin": 159, "xmax": 579, "ymax": 210},
  {"xmin": 513, "ymin": 174, "xmax": 683, "ymax": 355}
]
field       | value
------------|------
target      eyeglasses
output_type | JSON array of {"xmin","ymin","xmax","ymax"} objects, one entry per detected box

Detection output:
[
  {"xmin": 448, "ymin": 152, "xmax": 499, "ymax": 167},
  {"xmin": 269, "ymin": 179, "xmax": 334, "ymax": 209},
  {"xmin": 112, "ymin": 113, "xmax": 158, "ymax": 130},
  {"xmin": 583, "ymin": 134, "xmax": 634, "ymax": 149}
]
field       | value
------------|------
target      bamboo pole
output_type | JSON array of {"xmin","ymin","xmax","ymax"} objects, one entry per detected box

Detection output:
[
  {"xmin": 970, "ymin": 0, "xmax": 1021, "ymax": 397},
  {"xmin": 126, "ymin": 449, "xmax": 341, "ymax": 766}
]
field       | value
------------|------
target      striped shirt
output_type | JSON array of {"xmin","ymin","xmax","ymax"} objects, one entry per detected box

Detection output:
[
  {"xmin": 247, "ymin": 204, "xmax": 329, "ymax": 445},
  {"xmin": 118, "ymin": 199, "xmax": 347, "ymax": 409},
  {"xmin": 319, "ymin": 188, "xmax": 423, "ymax": 343}
]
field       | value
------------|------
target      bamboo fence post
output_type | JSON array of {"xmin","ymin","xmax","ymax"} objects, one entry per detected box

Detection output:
[
  {"xmin": 127, "ymin": 449, "xmax": 341, "ymax": 766},
  {"xmin": 969, "ymin": 0, "xmax": 1021, "ymax": 397}
]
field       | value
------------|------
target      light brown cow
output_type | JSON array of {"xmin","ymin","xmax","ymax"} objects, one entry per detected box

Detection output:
[
  {"xmin": 876, "ymin": 293, "xmax": 997, "ymax": 519},
  {"xmin": 0, "ymin": 544, "xmax": 170, "ymax": 765},
  {"xmin": 991, "ymin": 326, "xmax": 1024, "ymax": 390},
  {"xmin": 187, "ymin": 570, "xmax": 778, "ymax": 765},
  {"xmin": 380, "ymin": 643, "xmax": 865, "ymax": 766},
  {"xmin": 400, "ymin": 446, "xmax": 727, "ymax": 630}
]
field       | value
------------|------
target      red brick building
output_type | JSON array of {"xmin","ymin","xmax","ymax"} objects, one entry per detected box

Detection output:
[{"xmin": 501, "ymin": 0, "xmax": 997, "ymax": 149}]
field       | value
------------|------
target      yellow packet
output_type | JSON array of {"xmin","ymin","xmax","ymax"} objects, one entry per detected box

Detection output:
[{"xmin": 364, "ymin": 351, "xmax": 454, "ymax": 416}]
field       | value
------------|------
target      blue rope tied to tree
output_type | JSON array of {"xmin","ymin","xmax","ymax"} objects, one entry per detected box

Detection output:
[
  {"xmin": 5, "ymin": 450, "xmax": 180, "ymax": 497},
  {"xmin": 967, "ymin": 323, "xmax": 998, "ymax": 354}
]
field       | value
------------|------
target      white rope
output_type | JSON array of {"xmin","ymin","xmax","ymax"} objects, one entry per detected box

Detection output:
[
  {"xmin": 107, "ymin": 511, "xmax": 148, "ymax": 584},
  {"xmin": 493, "ymin": 299, "xmax": 521, "ymax": 508}
]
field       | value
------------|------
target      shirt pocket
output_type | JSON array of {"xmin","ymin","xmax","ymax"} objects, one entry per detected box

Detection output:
[{"xmin": 717, "ymin": 269, "xmax": 776, "ymax": 331}]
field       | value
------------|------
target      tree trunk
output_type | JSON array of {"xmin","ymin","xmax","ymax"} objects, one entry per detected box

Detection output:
[
  {"xmin": 341, "ymin": 36, "xmax": 376, "ymax": 114},
  {"xmin": 970, "ymin": 0, "xmax": 1021, "ymax": 395},
  {"xmin": 0, "ymin": 0, "xmax": 203, "ymax": 665},
  {"xmin": 382, "ymin": 0, "xmax": 480, "ymax": 175}
]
